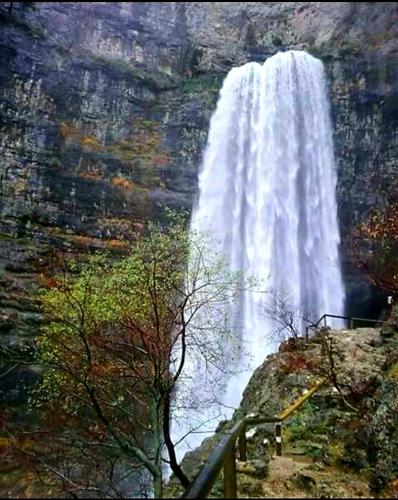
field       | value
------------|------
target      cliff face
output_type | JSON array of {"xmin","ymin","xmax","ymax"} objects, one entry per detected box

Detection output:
[{"xmin": 0, "ymin": 2, "xmax": 397, "ymax": 396}]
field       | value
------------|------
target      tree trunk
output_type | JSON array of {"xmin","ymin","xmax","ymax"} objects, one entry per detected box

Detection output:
[
  {"xmin": 163, "ymin": 390, "xmax": 190, "ymax": 488},
  {"xmin": 150, "ymin": 398, "xmax": 164, "ymax": 498},
  {"xmin": 153, "ymin": 471, "xmax": 163, "ymax": 499}
]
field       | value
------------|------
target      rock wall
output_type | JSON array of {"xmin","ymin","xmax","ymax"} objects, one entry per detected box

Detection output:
[{"xmin": 0, "ymin": 2, "xmax": 397, "ymax": 397}]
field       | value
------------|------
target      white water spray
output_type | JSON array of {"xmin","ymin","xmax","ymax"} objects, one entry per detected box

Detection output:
[{"xmin": 173, "ymin": 50, "xmax": 345, "ymax": 460}]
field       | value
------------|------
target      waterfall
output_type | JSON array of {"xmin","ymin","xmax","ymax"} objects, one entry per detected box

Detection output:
[{"xmin": 173, "ymin": 50, "xmax": 345, "ymax": 461}]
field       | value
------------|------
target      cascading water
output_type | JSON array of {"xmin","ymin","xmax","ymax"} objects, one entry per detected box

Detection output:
[{"xmin": 173, "ymin": 50, "xmax": 345, "ymax": 461}]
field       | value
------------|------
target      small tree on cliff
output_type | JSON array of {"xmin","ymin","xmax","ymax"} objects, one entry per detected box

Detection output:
[
  {"xmin": 351, "ymin": 202, "xmax": 398, "ymax": 301},
  {"xmin": 261, "ymin": 290, "xmax": 317, "ymax": 343},
  {"xmin": 27, "ymin": 212, "xmax": 247, "ymax": 497}
]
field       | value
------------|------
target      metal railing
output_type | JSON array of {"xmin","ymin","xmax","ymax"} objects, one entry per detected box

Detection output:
[
  {"xmin": 305, "ymin": 313, "xmax": 386, "ymax": 339},
  {"xmin": 182, "ymin": 314, "xmax": 386, "ymax": 498},
  {"xmin": 182, "ymin": 379, "xmax": 325, "ymax": 498}
]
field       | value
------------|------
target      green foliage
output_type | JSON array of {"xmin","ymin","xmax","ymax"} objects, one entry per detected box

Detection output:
[
  {"xmin": 284, "ymin": 398, "xmax": 356, "ymax": 464},
  {"xmin": 0, "ymin": 232, "xmax": 11, "ymax": 240},
  {"xmin": 338, "ymin": 40, "xmax": 362, "ymax": 57},
  {"xmin": 179, "ymin": 74, "xmax": 222, "ymax": 95},
  {"xmin": 48, "ymin": 155, "xmax": 61, "ymax": 168},
  {"xmin": 364, "ymin": 380, "xmax": 398, "ymax": 493},
  {"xmin": 90, "ymin": 54, "xmax": 177, "ymax": 90},
  {"xmin": 33, "ymin": 212, "xmax": 187, "ymax": 409},
  {"xmin": 29, "ymin": 209, "xmax": 251, "ymax": 494},
  {"xmin": 340, "ymin": 378, "xmax": 398, "ymax": 493},
  {"xmin": 285, "ymin": 400, "xmax": 330, "ymax": 442}
]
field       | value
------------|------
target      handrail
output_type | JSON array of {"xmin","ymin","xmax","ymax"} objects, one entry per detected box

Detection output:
[
  {"xmin": 182, "ymin": 416, "xmax": 280, "ymax": 499},
  {"xmin": 182, "ymin": 313, "xmax": 386, "ymax": 498},
  {"xmin": 305, "ymin": 313, "xmax": 386, "ymax": 339},
  {"xmin": 278, "ymin": 378, "xmax": 325, "ymax": 421},
  {"xmin": 182, "ymin": 380, "xmax": 325, "ymax": 499}
]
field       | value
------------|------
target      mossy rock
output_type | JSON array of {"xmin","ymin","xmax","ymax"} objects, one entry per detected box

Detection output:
[
  {"xmin": 387, "ymin": 363, "xmax": 398, "ymax": 380},
  {"xmin": 292, "ymin": 470, "xmax": 317, "ymax": 490}
]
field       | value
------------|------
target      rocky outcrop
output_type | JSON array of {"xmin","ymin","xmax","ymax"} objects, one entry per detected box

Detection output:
[
  {"xmin": 0, "ymin": 2, "xmax": 397, "ymax": 398},
  {"xmin": 170, "ymin": 325, "xmax": 398, "ymax": 498}
]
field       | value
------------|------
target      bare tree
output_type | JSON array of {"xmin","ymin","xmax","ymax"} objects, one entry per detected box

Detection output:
[
  {"xmin": 260, "ymin": 294, "xmax": 361, "ymax": 413},
  {"xmin": 261, "ymin": 290, "xmax": 316, "ymax": 344}
]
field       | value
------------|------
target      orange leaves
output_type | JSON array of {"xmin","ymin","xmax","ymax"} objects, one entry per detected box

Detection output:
[
  {"xmin": 0, "ymin": 436, "xmax": 12, "ymax": 455},
  {"xmin": 80, "ymin": 135, "xmax": 103, "ymax": 151},
  {"xmin": 70, "ymin": 234, "xmax": 129, "ymax": 251},
  {"xmin": 59, "ymin": 122, "xmax": 104, "ymax": 152},
  {"xmin": 389, "ymin": 479, "xmax": 398, "ymax": 495},
  {"xmin": 121, "ymin": 315, "xmax": 171, "ymax": 365},
  {"xmin": 358, "ymin": 203, "xmax": 398, "ymax": 241},
  {"xmin": 78, "ymin": 168, "xmax": 105, "ymax": 180},
  {"xmin": 111, "ymin": 176, "xmax": 135, "ymax": 190},
  {"xmin": 89, "ymin": 363, "xmax": 120, "ymax": 377},
  {"xmin": 351, "ymin": 202, "xmax": 398, "ymax": 296},
  {"xmin": 39, "ymin": 274, "xmax": 62, "ymax": 289},
  {"xmin": 152, "ymin": 151, "xmax": 169, "ymax": 167},
  {"xmin": 59, "ymin": 122, "xmax": 80, "ymax": 140},
  {"xmin": 105, "ymin": 238, "xmax": 130, "ymax": 249},
  {"xmin": 58, "ymin": 118, "xmax": 169, "ymax": 191},
  {"xmin": 280, "ymin": 352, "xmax": 317, "ymax": 374}
]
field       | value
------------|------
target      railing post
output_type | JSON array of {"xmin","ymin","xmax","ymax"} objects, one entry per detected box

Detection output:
[
  {"xmin": 238, "ymin": 426, "xmax": 247, "ymax": 461},
  {"xmin": 350, "ymin": 318, "xmax": 354, "ymax": 330},
  {"xmin": 223, "ymin": 444, "xmax": 237, "ymax": 498},
  {"xmin": 323, "ymin": 316, "xmax": 327, "ymax": 327},
  {"xmin": 275, "ymin": 423, "xmax": 282, "ymax": 456},
  {"xmin": 263, "ymin": 438, "xmax": 269, "ymax": 456}
]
